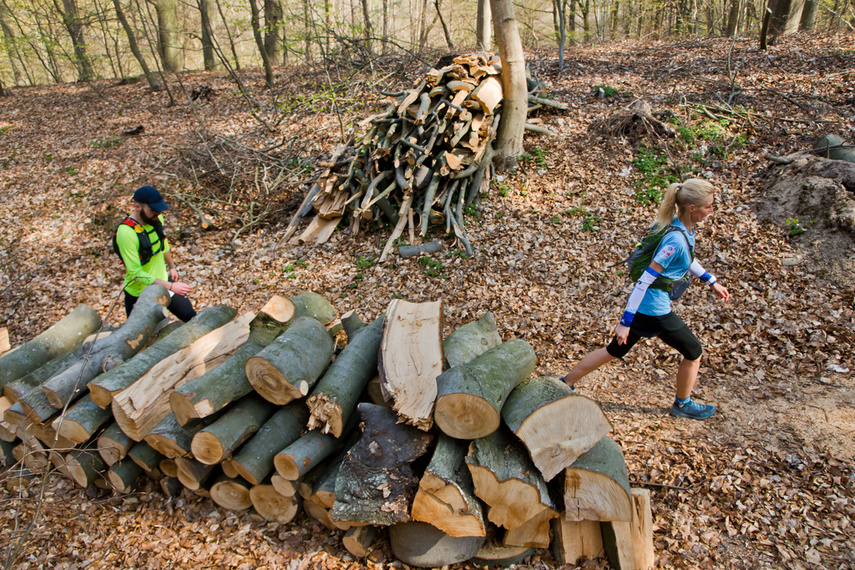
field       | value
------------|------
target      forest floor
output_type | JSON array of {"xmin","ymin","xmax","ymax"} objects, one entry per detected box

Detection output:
[{"xmin": 1, "ymin": 34, "xmax": 854, "ymax": 570}]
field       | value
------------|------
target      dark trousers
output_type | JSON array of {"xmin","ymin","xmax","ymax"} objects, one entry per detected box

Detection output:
[{"xmin": 124, "ymin": 288, "xmax": 196, "ymax": 322}]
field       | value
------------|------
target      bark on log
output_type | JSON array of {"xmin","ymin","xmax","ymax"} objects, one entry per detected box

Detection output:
[
  {"xmin": 0, "ymin": 438, "xmax": 15, "ymax": 469},
  {"xmin": 127, "ymin": 440, "xmax": 163, "ymax": 475},
  {"xmin": 250, "ymin": 483, "xmax": 301, "ymax": 523},
  {"xmin": 88, "ymin": 305, "xmax": 238, "ymax": 407},
  {"xmin": 52, "ymin": 394, "xmax": 112, "ymax": 445},
  {"xmin": 97, "ymin": 422, "xmax": 133, "ymax": 466},
  {"xmin": 228, "ymin": 402, "xmax": 309, "ymax": 485},
  {"xmin": 389, "ymin": 521, "xmax": 486, "ymax": 567},
  {"xmin": 332, "ymin": 403, "xmax": 433, "ymax": 526},
  {"xmin": 441, "ymin": 311, "xmax": 501, "ymax": 369},
  {"xmin": 176, "ymin": 455, "xmax": 217, "ymax": 490},
  {"xmin": 273, "ymin": 425, "xmax": 350, "ymax": 481},
  {"xmin": 435, "ymin": 339, "xmax": 536, "ymax": 439},
  {"xmin": 4, "ymin": 342, "xmax": 91, "ymax": 403},
  {"xmin": 169, "ymin": 293, "xmax": 323, "ymax": 426},
  {"xmin": 466, "ymin": 428, "xmax": 557, "ymax": 535},
  {"xmin": 551, "ymin": 517, "xmax": 604, "ymax": 566},
  {"xmin": 43, "ymin": 287, "xmax": 170, "ymax": 410},
  {"xmin": 0, "ymin": 397, "xmax": 15, "ymax": 442},
  {"xmin": 114, "ymin": 311, "xmax": 254, "ymax": 441},
  {"xmin": 564, "ymin": 436, "xmax": 632, "ymax": 523},
  {"xmin": 502, "ymin": 375, "xmax": 612, "ymax": 481},
  {"xmin": 143, "ymin": 412, "xmax": 222, "ymax": 459},
  {"xmin": 107, "ymin": 458, "xmax": 144, "ymax": 493},
  {"xmin": 245, "ymin": 316, "xmax": 335, "ymax": 405},
  {"xmin": 411, "ymin": 433, "xmax": 486, "ymax": 537},
  {"xmin": 602, "ymin": 488, "xmax": 655, "ymax": 570},
  {"xmin": 306, "ymin": 315, "xmax": 384, "ymax": 437},
  {"xmin": 190, "ymin": 393, "xmax": 277, "ymax": 465},
  {"xmin": 16, "ymin": 384, "xmax": 57, "ymax": 424},
  {"xmin": 0, "ymin": 304, "xmax": 101, "ymax": 389},
  {"xmin": 343, "ymin": 526, "xmax": 378, "ymax": 558},
  {"xmin": 19, "ymin": 411, "xmax": 75, "ymax": 451},
  {"xmin": 62, "ymin": 444, "xmax": 107, "ymax": 488},
  {"xmin": 378, "ymin": 300, "xmax": 443, "ymax": 431},
  {"xmin": 211, "ymin": 476, "xmax": 253, "ymax": 511},
  {"xmin": 160, "ymin": 476, "xmax": 182, "ymax": 497}
]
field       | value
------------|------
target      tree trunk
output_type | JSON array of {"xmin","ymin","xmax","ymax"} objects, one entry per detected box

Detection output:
[
  {"xmin": 198, "ymin": 0, "xmax": 217, "ymax": 70},
  {"xmin": 466, "ymin": 428, "xmax": 557, "ymax": 543},
  {"xmin": 0, "ymin": 6, "xmax": 24, "ymax": 87},
  {"xmin": 111, "ymin": 309, "xmax": 253, "ymax": 441},
  {"xmin": 43, "ymin": 287, "xmax": 169, "ymax": 410},
  {"xmin": 273, "ymin": 426, "xmax": 349, "ymax": 481},
  {"xmin": 307, "ymin": 315, "xmax": 384, "ymax": 437},
  {"xmin": 799, "ymin": 0, "xmax": 817, "ymax": 30},
  {"xmin": 434, "ymin": 339, "xmax": 535, "ymax": 440},
  {"xmin": 768, "ymin": 0, "xmax": 805, "ymax": 37},
  {"xmin": 725, "ymin": 0, "xmax": 741, "ymax": 35},
  {"xmin": 245, "ymin": 316, "xmax": 335, "ymax": 405},
  {"xmin": 502, "ymin": 376, "xmax": 612, "ymax": 481},
  {"xmin": 211, "ymin": 475, "xmax": 253, "ymax": 510},
  {"xmin": 0, "ymin": 304, "xmax": 100, "ymax": 390},
  {"xmin": 563, "ymin": 436, "xmax": 632, "ymax": 522},
  {"xmin": 477, "ymin": 0, "xmax": 492, "ymax": 50},
  {"xmin": 55, "ymin": 0, "xmax": 96, "ymax": 81},
  {"xmin": 190, "ymin": 393, "xmax": 277, "ymax": 465},
  {"xmin": 490, "ymin": 0, "xmax": 528, "ymax": 170},
  {"xmin": 378, "ymin": 300, "xmax": 443, "ymax": 431},
  {"xmin": 264, "ymin": 0, "xmax": 283, "ymax": 66},
  {"xmin": 248, "ymin": 0, "xmax": 274, "ymax": 86},
  {"xmin": 442, "ymin": 311, "xmax": 501, "ymax": 369},
  {"xmin": 148, "ymin": 0, "xmax": 184, "ymax": 72},
  {"xmin": 361, "ymin": 0, "xmax": 373, "ymax": 53},
  {"xmin": 228, "ymin": 402, "xmax": 309, "ymax": 485},
  {"xmin": 113, "ymin": 0, "xmax": 160, "ymax": 89},
  {"xmin": 390, "ymin": 521, "xmax": 486, "ymax": 567},
  {"xmin": 332, "ymin": 403, "xmax": 433, "ymax": 526},
  {"xmin": 250, "ymin": 483, "xmax": 301, "ymax": 522},
  {"xmin": 52, "ymin": 394, "xmax": 112, "ymax": 445},
  {"xmin": 411, "ymin": 433, "xmax": 486, "ymax": 537}
]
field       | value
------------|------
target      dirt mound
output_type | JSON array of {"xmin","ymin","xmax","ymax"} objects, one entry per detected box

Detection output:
[{"xmin": 754, "ymin": 155, "xmax": 855, "ymax": 291}]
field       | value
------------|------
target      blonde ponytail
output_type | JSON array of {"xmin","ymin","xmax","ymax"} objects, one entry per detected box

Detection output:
[{"xmin": 653, "ymin": 178, "xmax": 717, "ymax": 231}]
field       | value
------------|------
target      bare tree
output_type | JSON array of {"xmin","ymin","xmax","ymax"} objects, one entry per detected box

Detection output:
[
  {"xmin": 490, "ymin": 0, "xmax": 527, "ymax": 170},
  {"xmin": 247, "ymin": 0, "xmax": 273, "ymax": 86},
  {"xmin": 53, "ymin": 0, "xmax": 96, "ymax": 81},
  {"xmin": 146, "ymin": 0, "xmax": 183, "ymax": 71},
  {"xmin": 264, "ymin": 0, "xmax": 283, "ymax": 66},
  {"xmin": 198, "ymin": 0, "xmax": 217, "ymax": 70},
  {"xmin": 477, "ymin": 0, "xmax": 491, "ymax": 50},
  {"xmin": 0, "ymin": 1, "xmax": 25, "ymax": 85},
  {"xmin": 112, "ymin": 0, "xmax": 160, "ymax": 89}
]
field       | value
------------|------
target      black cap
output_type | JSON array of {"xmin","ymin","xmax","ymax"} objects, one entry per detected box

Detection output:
[{"xmin": 133, "ymin": 186, "xmax": 169, "ymax": 212}]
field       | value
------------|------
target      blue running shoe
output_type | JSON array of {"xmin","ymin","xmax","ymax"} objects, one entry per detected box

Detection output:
[{"xmin": 670, "ymin": 398, "xmax": 716, "ymax": 420}]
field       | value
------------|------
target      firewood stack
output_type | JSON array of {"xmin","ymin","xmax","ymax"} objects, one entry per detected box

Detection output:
[
  {"xmin": 280, "ymin": 53, "xmax": 506, "ymax": 259},
  {"xmin": 1, "ymin": 293, "xmax": 654, "ymax": 569}
]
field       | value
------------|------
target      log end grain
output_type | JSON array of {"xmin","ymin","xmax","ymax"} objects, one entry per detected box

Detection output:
[
  {"xmin": 249, "ymin": 485, "xmax": 300, "ymax": 523},
  {"xmin": 211, "ymin": 479, "xmax": 253, "ymax": 511},
  {"xmin": 245, "ymin": 356, "xmax": 305, "ymax": 405},
  {"xmin": 273, "ymin": 452, "xmax": 300, "ymax": 481},
  {"xmin": 434, "ymin": 393, "xmax": 499, "ymax": 440},
  {"xmin": 190, "ymin": 431, "xmax": 226, "ymax": 466}
]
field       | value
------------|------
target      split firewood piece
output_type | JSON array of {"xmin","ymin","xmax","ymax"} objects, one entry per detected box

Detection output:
[
  {"xmin": 292, "ymin": 215, "xmax": 343, "ymax": 245},
  {"xmin": 551, "ymin": 518, "xmax": 604, "ymax": 566},
  {"xmin": 343, "ymin": 526, "xmax": 378, "ymax": 558},
  {"xmin": 190, "ymin": 393, "xmax": 277, "ymax": 465},
  {"xmin": 389, "ymin": 521, "xmax": 486, "ymax": 568},
  {"xmin": 88, "ymin": 305, "xmax": 237, "ymax": 408},
  {"xmin": 52, "ymin": 395, "xmax": 112, "ymax": 446},
  {"xmin": 228, "ymin": 402, "xmax": 309, "ymax": 486},
  {"xmin": 3, "ymin": 401, "xmax": 26, "ymax": 432},
  {"xmin": 442, "ymin": 312, "xmax": 501, "ymax": 369},
  {"xmin": 503, "ymin": 507, "xmax": 556, "ymax": 548},
  {"xmin": 97, "ymin": 422, "xmax": 133, "ymax": 466},
  {"xmin": 43, "ymin": 288, "xmax": 169, "ymax": 410},
  {"xmin": 245, "ymin": 316, "xmax": 335, "ymax": 405},
  {"xmin": 435, "ymin": 339, "xmax": 536, "ymax": 440},
  {"xmin": 0, "ymin": 397, "xmax": 15, "ymax": 442},
  {"xmin": 306, "ymin": 315, "xmax": 384, "ymax": 437},
  {"xmin": 127, "ymin": 441, "xmax": 163, "ymax": 476},
  {"xmin": 175, "ymin": 455, "xmax": 217, "ymax": 491},
  {"xmin": 107, "ymin": 458, "xmax": 144, "ymax": 494},
  {"xmin": 211, "ymin": 475, "xmax": 253, "ymax": 511},
  {"xmin": 16, "ymin": 426, "xmax": 60, "ymax": 470},
  {"xmin": 502, "ymin": 375, "xmax": 612, "ymax": 481},
  {"xmin": 470, "ymin": 76, "xmax": 503, "ymax": 115},
  {"xmin": 143, "ymin": 412, "xmax": 222, "ymax": 459},
  {"xmin": 411, "ymin": 433, "xmax": 486, "ymax": 537},
  {"xmin": 250, "ymin": 482, "xmax": 301, "ymax": 523},
  {"xmin": 332, "ymin": 403, "xmax": 433, "ymax": 526},
  {"xmin": 0, "ymin": 304, "xmax": 101, "ymax": 389},
  {"xmin": 0, "ymin": 327, "xmax": 9, "ymax": 355},
  {"xmin": 61, "ymin": 443, "xmax": 107, "ymax": 488},
  {"xmin": 112, "ymin": 310, "xmax": 253, "ymax": 441},
  {"xmin": 564, "ymin": 436, "xmax": 632, "ymax": 523},
  {"xmin": 171, "ymin": 292, "xmax": 334, "ymax": 426},
  {"xmin": 602, "ymin": 488, "xmax": 655, "ymax": 570},
  {"xmin": 472, "ymin": 534, "xmax": 534, "ymax": 567},
  {"xmin": 466, "ymin": 428, "xmax": 558, "ymax": 536},
  {"xmin": 378, "ymin": 299, "xmax": 443, "ymax": 431}
]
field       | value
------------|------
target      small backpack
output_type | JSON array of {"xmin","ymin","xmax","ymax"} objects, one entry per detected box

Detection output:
[
  {"xmin": 624, "ymin": 224, "xmax": 694, "ymax": 300},
  {"xmin": 112, "ymin": 217, "xmax": 165, "ymax": 266}
]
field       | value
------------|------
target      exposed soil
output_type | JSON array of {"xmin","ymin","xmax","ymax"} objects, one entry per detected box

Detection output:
[{"xmin": 1, "ymin": 34, "xmax": 854, "ymax": 570}]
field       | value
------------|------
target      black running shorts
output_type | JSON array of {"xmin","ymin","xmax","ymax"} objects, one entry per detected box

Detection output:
[{"xmin": 606, "ymin": 311, "xmax": 702, "ymax": 361}]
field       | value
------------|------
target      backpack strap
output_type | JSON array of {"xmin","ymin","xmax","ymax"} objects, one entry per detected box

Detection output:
[{"xmin": 649, "ymin": 225, "xmax": 694, "ymax": 292}]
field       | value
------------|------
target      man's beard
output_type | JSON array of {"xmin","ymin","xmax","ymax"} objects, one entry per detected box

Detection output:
[{"xmin": 139, "ymin": 209, "xmax": 158, "ymax": 225}]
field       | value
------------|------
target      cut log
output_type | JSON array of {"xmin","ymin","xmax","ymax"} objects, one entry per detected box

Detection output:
[
  {"xmin": 466, "ymin": 428, "xmax": 557, "ymax": 534},
  {"xmin": 0, "ymin": 438, "xmax": 15, "ymax": 469},
  {"xmin": 602, "ymin": 488, "xmax": 655, "ymax": 570},
  {"xmin": 250, "ymin": 483, "xmax": 301, "ymax": 523},
  {"xmin": 3, "ymin": 401, "xmax": 26, "ymax": 431},
  {"xmin": 113, "ymin": 310, "xmax": 253, "ymax": 441},
  {"xmin": 52, "ymin": 394, "xmax": 112, "ymax": 446},
  {"xmin": 0, "ymin": 304, "xmax": 101, "ymax": 389},
  {"xmin": 245, "ymin": 316, "xmax": 335, "ymax": 405},
  {"xmin": 342, "ymin": 526, "xmax": 378, "ymax": 558},
  {"xmin": 332, "ymin": 403, "xmax": 433, "ymax": 526},
  {"xmin": 0, "ymin": 397, "xmax": 15, "ymax": 442},
  {"xmin": 298, "ymin": 458, "xmax": 341, "ymax": 505},
  {"xmin": 4, "ymin": 342, "xmax": 90, "ymax": 403},
  {"xmin": 551, "ymin": 518, "xmax": 604, "ymax": 566},
  {"xmin": 0, "ymin": 327, "xmax": 9, "ymax": 355},
  {"xmin": 190, "ymin": 393, "xmax": 277, "ymax": 465},
  {"xmin": 16, "ymin": 384, "xmax": 57, "ymax": 424},
  {"xmin": 271, "ymin": 473, "xmax": 297, "ymax": 497},
  {"xmin": 62, "ymin": 444, "xmax": 107, "ymax": 488},
  {"xmin": 306, "ymin": 315, "xmax": 384, "ymax": 437},
  {"xmin": 502, "ymin": 375, "xmax": 612, "ymax": 481},
  {"xmin": 18, "ymin": 412, "xmax": 75, "ymax": 451},
  {"xmin": 169, "ymin": 293, "xmax": 326, "ymax": 426},
  {"xmin": 88, "ymin": 305, "xmax": 237, "ymax": 408},
  {"xmin": 228, "ymin": 402, "xmax": 309, "ymax": 486},
  {"xmin": 175, "ymin": 456, "xmax": 217, "ymax": 490},
  {"xmin": 411, "ymin": 433, "xmax": 486, "ymax": 538},
  {"xmin": 143, "ymin": 412, "xmax": 222, "ymax": 459},
  {"xmin": 472, "ymin": 535, "xmax": 534, "ymax": 567},
  {"xmin": 127, "ymin": 441, "xmax": 163, "ymax": 475},
  {"xmin": 435, "ymin": 339, "xmax": 536, "ymax": 440},
  {"xmin": 211, "ymin": 476, "xmax": 253, "ymax": 511},
  {"xmin": 503, "ymin": 507, "xmax": 555, "ymax": 548},
  {"xmin": 273, "ymin": 426, "xmax": 350, "ymax": 481},
  {"xmin": 564, "ymin": 436, "xmax": 632, "ymax": 523},
  {"xmin": 159, "ymin": 458, "xmax": 178, "ymax": 478},
  {"xmin": 389, "ymin": 521, "xmax": 486, "ymax": 567},
  {"xmin": 378, "ymin": 299, "xmax": 443, "ymax": 431},
  {"xmin": 160, "ymin": 476, "xmax": 182, "ymax": 497},
  {"xmin": 107, "ymin": 458, "xmax": 144, "ymax": 494},
  {"xmin": 442, "ymin": 311, "xmax": 501, "ymax": 369},
  {"xmin": 97, "ymin": 422, "xmax": 133, "ymax": 466}
]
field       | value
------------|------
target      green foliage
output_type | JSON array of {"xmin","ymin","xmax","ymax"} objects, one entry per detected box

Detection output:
[
  {"xmin": 592, "ymin": 85, "xmax": 618, "ymax": 97},
  {"xmin": 498, "ymin": 182, "xmax": 510, "ymax": 197},
  {"xmin": 418, "ymin": 256, "xmax": 447, "ymax": 279},
  {"xmin": 551, "ymin": 215, "xmax": 562, "ymax": 224},
  {"xmin": 0, "ymin": 125, "xmax": 12, "ymax": 136},
  {"xmin": 520, "ymin": 147, "xmax": 548, "ymax": 167},
  {"xmin": 785, "ymin": 217, "xmax": 815, "ymax": 237},
  {"xmin": 631, "ymin": 145, "xmax": 679, "ymax": 204},
  {"xmin": 581, "ymin": 213, "xmax": 602, "ymax": 232},
  {"xmin": 66, "ymin": 166, "xmax": 79, "ymax": 176},
  {"xmin": 355, "ymin": 255, "xmax": 375, "ymax": 270},
  {"xmin": 91, "ymin": 136, "xmax": 124, "ymax": 149}
]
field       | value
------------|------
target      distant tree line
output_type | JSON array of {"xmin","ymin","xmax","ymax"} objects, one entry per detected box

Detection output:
[{"xmin": 0, "ymin": 0, "xmax": 850, "ymax": 88}]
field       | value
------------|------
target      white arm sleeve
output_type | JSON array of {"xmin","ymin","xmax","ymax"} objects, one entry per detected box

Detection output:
[
  {"xmin": 620, "ymin": 267, "xmax": 659, "ymax": 327},
  {"xmin": 689, "ymin": 260, "xmax": 717, "ymax": 284}
]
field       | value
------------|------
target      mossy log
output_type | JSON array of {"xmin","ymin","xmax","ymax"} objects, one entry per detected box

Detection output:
[
  {"xmin": 442, "ymin": 312, "xmax": 501, "ymax": 369},
  {"xmin": 107, "ymin": 458, "xmax": 144, "ymax": 493},
  {"xmin": 228, "ymin": 402, "xmax": 309, "ymax": 485},
  {"xmin": 435, "ymin": 339, "xmax": 536, "ymax": 440},
  {"xmin": 127, "ymin": 441, "xmax": 163, "ymax": 475},
  {"xmin": 502, "ymin": 375, "xmax": 612, "ymax": 481},
  {"xmin": 190, "ymin": 393, "xmax": 277, "ymax": 465},
  {"xmin": 245, "ymin": 316, "xmax": 335, "ymax": 405},
  {"xmin": 97, "ymin": 422, "xmax": 133, "ymax": 466},
  {"xmin": 62, "ymin": 444, "xmax": 107, "ymax": 488},
  {"xmin": 564, "ymin": 436, "xmax": 632, "ymax": 523},
  {"xmin": 52, "ymin": 394, "xmax": 112, "ymax": 446}
]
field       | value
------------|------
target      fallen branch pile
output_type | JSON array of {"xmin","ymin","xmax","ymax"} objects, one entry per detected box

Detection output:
[{"xmin": 1, "ymin": 293, "xmax": 653, "ymax": 569}]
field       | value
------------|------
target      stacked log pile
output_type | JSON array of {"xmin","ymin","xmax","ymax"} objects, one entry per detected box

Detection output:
[{"xmin": 1, "ymin": 294, "xmax": 653, "ymax": 569}]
